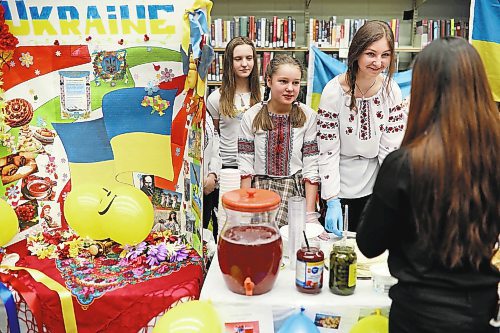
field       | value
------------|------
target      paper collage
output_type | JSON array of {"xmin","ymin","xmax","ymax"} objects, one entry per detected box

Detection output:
[{"xmin": 0, "ymin": 0, "xmax": 214, "ymax": 254}]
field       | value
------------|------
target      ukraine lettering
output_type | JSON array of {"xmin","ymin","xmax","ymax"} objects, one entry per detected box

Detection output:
[{"xmin": 0, "ymin": 1, "xmax": 176, "ymax": 36}]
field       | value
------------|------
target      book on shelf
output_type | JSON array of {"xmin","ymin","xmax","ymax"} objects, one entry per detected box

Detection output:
[
  {"xmin": 413, "ymin": 18, "xmax": 469, "ymax": 48},
  {"xmin": 309, "ymin": 17, "xmax": 403, "ymax": 52},
  {"xmin": 210, "ymin": 16, "xmax": 297, "ymax": 49},
  {"xmin": 207, "ymin": 51, "xmax": 276, "ymax": 84}
]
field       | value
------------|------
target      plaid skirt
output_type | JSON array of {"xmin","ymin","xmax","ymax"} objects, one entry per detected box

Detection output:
[{"xmin": 253, "ymin": 172, "xmax": 305, "ymax": 228}]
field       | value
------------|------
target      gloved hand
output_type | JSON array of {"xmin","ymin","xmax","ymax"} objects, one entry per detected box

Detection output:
[
  {"xmin": 306, "ymin": 212, "xmax": 330, "ymax": 240},
  {"xmin": 325, "ymin": 198, "xmax": 343, "ymax": 237}
]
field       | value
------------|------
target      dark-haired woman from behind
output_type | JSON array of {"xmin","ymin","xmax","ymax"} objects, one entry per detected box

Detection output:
[{"xmin": 357, "ymin": 37, "xmax": 500, "ymax": 333}]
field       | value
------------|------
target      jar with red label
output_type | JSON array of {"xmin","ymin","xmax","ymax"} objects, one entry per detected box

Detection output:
[{"xmin": 295, "ymin": 245, "xmax": 324, "ymax": 294}]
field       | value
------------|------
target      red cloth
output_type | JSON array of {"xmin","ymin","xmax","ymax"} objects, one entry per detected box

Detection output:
[{"xmin": 12, "ymin": 253, "xmax": 203, "ymax": 333}]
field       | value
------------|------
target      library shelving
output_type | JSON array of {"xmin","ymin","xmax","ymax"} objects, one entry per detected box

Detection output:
[{"xmin": 207, "ymin": 0, "xmax": 470, "ymax": 87}]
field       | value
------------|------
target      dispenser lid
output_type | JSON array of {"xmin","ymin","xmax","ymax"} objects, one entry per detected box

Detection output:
[{"xmin": 222, "ymin": 188, "xmax": 280, "ymax": 213}]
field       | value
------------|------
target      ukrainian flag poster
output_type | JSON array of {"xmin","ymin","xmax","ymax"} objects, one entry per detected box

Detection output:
[
  {"xmin": 0, "ymin": 0, "xmax": 213, "ymax": 254},
  {"xmin": 470, "ymin": 0, "xmax": 500, "ymax": 102}
]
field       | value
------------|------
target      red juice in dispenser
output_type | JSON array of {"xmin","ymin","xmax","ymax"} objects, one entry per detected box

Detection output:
[
  {"xmin": 218, "ymin": 188, "xmax": 282, "ymax": 296},
  {"xmin": 218, "ymin": 225, "xmax": 282, "ymax": 295}
]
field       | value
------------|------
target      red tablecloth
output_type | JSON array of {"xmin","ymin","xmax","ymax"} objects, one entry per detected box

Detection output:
[{"xmin": 4, "ymin": 241, "xmax": 204, "ymax": 333}]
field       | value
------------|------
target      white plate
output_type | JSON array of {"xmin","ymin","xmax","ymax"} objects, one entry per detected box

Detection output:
[{"xmin": 279, "ymin": 223, "xmax": 324, "ymax": 241}]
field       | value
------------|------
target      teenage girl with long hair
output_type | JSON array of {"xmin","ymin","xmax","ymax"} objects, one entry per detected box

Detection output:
[
  {"xmin": 238, "ymin": 54, "xmax": 321, "ymax": 228},
  {"xmin": 206, "ymin": 37, "xmax": 261, "ymax": 237},
  {"xmin": 317, "ymin": 20, "xmax": 407, "ymax": 236},
  {"xmin": 207, "ymin": 36, "xmax": 262, "ymax": 169},
  {"xmin": 357, "ymin": 37, "xmax": 500, "ymax": 333}
]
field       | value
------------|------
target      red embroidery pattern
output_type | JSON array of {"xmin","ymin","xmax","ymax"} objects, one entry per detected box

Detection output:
[
  {"xmin": 359, "ymin": 100, "xmax": 372, "ymax": 140},
  {"xmin": 388, "ymin": 113, "xmax": 404, "ymax": 122},
  {"xmin": 317, "ymin": 108, "xmax": 339, "ymax": 141},
  {"xmin": 238, "ymin": 139, "xmax": 254, "ymax": 154},
  {"xmin": 266, "ymin": 114, "xmax": 292, "ymax": 176},
  {"xmin": 389, "ymin": 103, "xmax": 403, "ymax": 114},
  {"xmin": 319, "ymin": 133, "xmax": 337, "ymax": 140},
  {"xmin": 385, "ymin": 124, "xmax": 404, "ymax": 133},
  {"xmin": 303, "ymin": 140, "xmax": 319, "ymax": 157}
]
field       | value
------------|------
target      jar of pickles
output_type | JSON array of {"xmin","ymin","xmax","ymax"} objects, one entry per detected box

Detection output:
[{"xmin": 329, "ymin": 243, "xmax": 357, "ymax": 295}]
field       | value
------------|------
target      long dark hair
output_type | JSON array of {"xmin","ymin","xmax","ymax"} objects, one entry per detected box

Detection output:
[
  {"xmin": 253, "ymin": 54, "xmax": 306, "ymax": 131},
  {"xmin": 346, "ymin": 20, "xmax": 396, "ymax": 111},
  {"xmin": 219, "ymin": 37, "xmax": 261, "ymax": 118},
  {"xmin": 402, "ymin": 37, "xmax": 500, "ymax": 269}
]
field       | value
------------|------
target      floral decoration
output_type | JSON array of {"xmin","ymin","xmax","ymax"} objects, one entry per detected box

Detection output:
[
  {"xmin": 119, "ymin": 231, "xmax": 191, "ymax": 267},
  {"xmin": 0, "ymin": 6, "xmax": 19, "ymax": 52},
  {"xmin": 26, "ymin": 229, "xmax": 194, "ymax": 268},
  {"xmin": 19, "ymin": 52, "xmax": 34, "ymax": 68},
  {"xmin": 160, "ymin": 68, "xmax": 175, "ymax": 82},
  {"xmin": 49, "ymin": 231, "xmax": 201, "ymax": 306},
  {"xmin": 144, "ymin": 81, "xmax": 159, "ymax": 96},
  {"xmin": 27, "ymin": 230, "xmax": 86, "ymax": 260},
  {"xmin": 4, "ymin": 183, "xmax": 20, "ymax": 200}
]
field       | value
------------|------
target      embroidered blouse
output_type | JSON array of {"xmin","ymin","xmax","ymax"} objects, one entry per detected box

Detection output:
[
  {"xmin": 317, "ymin": 75, "xmax": 407, "ymax": 200},
  {"xmin": 238, "ymin": 102, "xmax": 320, "ymax": 183},
  {"xmin": 206, "ymin": 88, "xmax": 251, "ymax": 167},
  {"xmin": 203, "ymin": 113, "xmax": 221, "ymax": 179}
]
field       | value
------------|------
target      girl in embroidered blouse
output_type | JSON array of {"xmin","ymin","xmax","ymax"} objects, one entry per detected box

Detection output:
[
  {"xmin": 207, "ymin": 36, "xmax": 262, "ymax": 169},
  {"xmin": 317, "ymin": 20, "xmax": 407, "ymax": 236},
  {"xmin": 238, "ymin": 54, "xmax": 321, "ymax": 228}
]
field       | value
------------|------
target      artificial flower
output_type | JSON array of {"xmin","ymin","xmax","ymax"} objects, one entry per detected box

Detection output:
[
  {"xmin": 125, "ymin": 242, "xmax": 147, "ymax": 260},
  {"xmin": 160, "ymin": 68, "xmax": 175, "ymax": 82},
  {"xmin": 4, "ymin": 184, "xmax": 20, "ymax": 200},
  {"xmin": 19, "ymin": 52, "xmax": 34, "ymax": 68},
  {"xmin": 144, "ymin": 81, "xmax": 159, "ymax": 96},
  {"xmin": 146, "ymin": 243, "xmax": 168, "ymax": 266}
]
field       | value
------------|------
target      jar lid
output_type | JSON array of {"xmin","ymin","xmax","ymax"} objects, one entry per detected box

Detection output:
[{"xmin": 222, "ymin": 188, "xmax": 280, "ymax": 213}]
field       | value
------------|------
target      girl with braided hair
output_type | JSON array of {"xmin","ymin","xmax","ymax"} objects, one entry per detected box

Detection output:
[
  {"xmin": 238, "ymin": 54, "xmax": 321, "ymax": 229},
  {"xmin": 317, "ymin": 20, "xmax": 407, "ymax": 236}
]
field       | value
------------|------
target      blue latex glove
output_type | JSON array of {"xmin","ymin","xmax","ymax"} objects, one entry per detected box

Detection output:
[{"xmin": 325, "ymin": 198, "xmax": 343, "ymax": 237}]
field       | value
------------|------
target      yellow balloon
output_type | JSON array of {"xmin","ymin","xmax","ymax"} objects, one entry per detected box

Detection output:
[
  {"xmin": 64, "ymin": 184, "xmax": 109, "ymax": 240},
  {"xmin": 100, "ymin": 185, "xmax": 154, "ymax": 246},
  {"xmin": 350, "ymin": 309, "xmax": 388, "ymax": 333},
  {"xmin": 0, "ymin": 198, "xmax": 18, "ymax": 246},
  {"xmin": 153, "ymin": 300, "xmax": 222, "ymax": 333}
]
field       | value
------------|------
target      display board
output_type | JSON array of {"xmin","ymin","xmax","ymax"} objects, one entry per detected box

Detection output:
[{"xmin": 0, "ymin": 0, "xmax": 213, "ymax": 254}]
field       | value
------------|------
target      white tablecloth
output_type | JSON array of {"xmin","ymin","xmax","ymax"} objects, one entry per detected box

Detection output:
[{"xmin": 201, "ymin": 254, "xmax": 391, "ymax": 332}]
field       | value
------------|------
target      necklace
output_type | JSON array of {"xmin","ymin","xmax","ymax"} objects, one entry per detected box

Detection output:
[
  {"xmin": 355, "ymin": 79, "xmax": 377, "ymax": 101},
  {"xmin": 235, "ymin": 92, "xmax": 247, "ymax": 108}
]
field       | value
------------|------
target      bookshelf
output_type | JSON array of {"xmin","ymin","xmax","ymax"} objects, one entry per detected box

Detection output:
[{"xmin": 208, "ymin": 0, "xmax": 470, "ymax": 88}]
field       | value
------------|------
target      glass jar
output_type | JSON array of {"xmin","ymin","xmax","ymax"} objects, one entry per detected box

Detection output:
[
  {"xmin": 218, "ymin": 188, "xmax": 282, "ymax": 295},
  {"xmin": 296, "ymin": 245, "xmax": 324, "ymax": 294},
  {"xmin": 329, "ymin": 243, "xmax": 357, "ymax": 295}
]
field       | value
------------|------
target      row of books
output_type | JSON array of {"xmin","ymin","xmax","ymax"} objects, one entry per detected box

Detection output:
[
  {"xmin": 208, "ymin": 51, "xmax": 278, "ymax": 82},
  {"xmin": 210, "ymin": 16, "xmax": 297, "ymax": 49},
  {"xmin": 309, "ymin": 17, "xmax": 401, "ymax": 49},
  {"xmin": 413, "ymin": 19, "xmax": 469, "ymax": 48}
]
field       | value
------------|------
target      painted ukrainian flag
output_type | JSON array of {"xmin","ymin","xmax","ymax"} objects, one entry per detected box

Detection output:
[
  {"xmin": 101, "ymin": 87, "xmax": 177, "ymax": 185},
  {"xmin": 470, "ymin": 0, "xmax": 500, "ymax": 101},
  {"xmin": 306, "ymin": 46, "xmax": 412, "ymax": 111},
  {"xmin": 53, "ymin": 119, "xmax": 118, "ymax": 189}
]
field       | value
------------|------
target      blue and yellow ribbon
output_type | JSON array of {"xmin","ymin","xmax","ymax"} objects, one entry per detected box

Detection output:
[
  {"xmin": 182, "ymin": 0, "xmax": 213, "ymax": 56},
  {"xmin": 0, "ymin": 281, "xmax": 21, "ymax": 333},
  {"xmin": 1, "ymin": 266, "xmax": 78, "ymax": 333}
]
